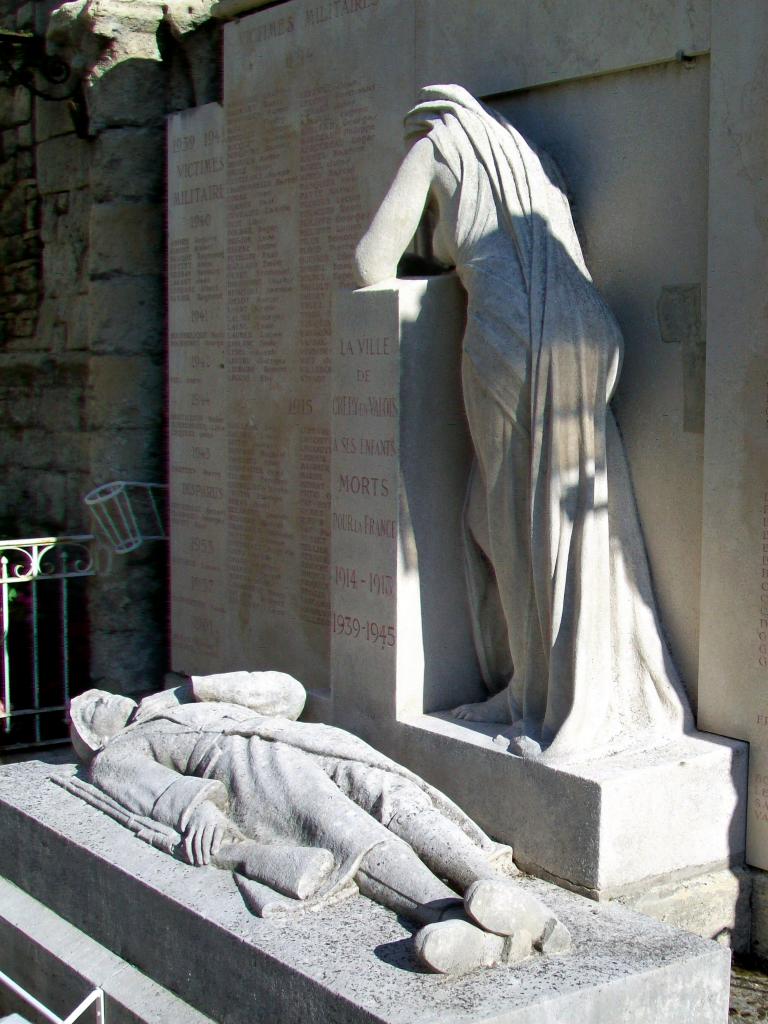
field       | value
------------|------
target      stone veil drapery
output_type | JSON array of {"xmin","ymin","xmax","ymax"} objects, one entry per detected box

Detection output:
[{"xmin": 403, "ymin": 86, "xmax": 692, "ymax": 760}]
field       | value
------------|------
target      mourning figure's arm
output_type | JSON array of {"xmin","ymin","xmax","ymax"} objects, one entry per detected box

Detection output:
[{"xmin": 355, "ymin": 136, "xmax": 435, "ymax": 286}]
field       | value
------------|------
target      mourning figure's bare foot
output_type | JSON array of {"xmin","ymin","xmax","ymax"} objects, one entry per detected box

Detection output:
[{"xmin": 451, "ymin": 687, "xmax": 512, "ymax": 723}]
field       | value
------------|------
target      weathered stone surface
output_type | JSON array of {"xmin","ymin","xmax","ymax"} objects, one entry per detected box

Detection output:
[
  {"xmin": 36, "ymin": 135, "xmax": 89, "ymax": 195},
  {"xmin": 88, "ymin": 202, "xmax": 163, "ymax": 277},
  {"xmin": 91, "ymin": 127, "xmax": 164, "ymax": 201},
  {"xmin": 0, "ymin": 87, "xmax": 30, "ymax": 128},
  {"xmin": 89, "ymin": 275, "xmax": 163, "ymax": 354},
  {"xmin": 211, "ymin": 0, "xmax": 271, "ymax": 16},
  {"xmin": 34, "ymin": 97, "xmax": 75, "ymax": 142},
  {"xmin": 40, "ymin": 190, "xmax": 89, "ymax": 293},
  {"xmin": 1, "ymin": 128, "xmax": 19, "ymax": 160},
  {"xmin": 86, "ymin": 620, "xmax": 166, "ymax": 695},
  {"xmin": 617, "ymin": 865, "xmax": 751, "ymax": 953},
  {"xmin": 0, "ymin": 183, "xmax": 31, "ymax": 238},
  {"xmin": 5, "ymin": 429, "xmax": 88, "ymax": 472},
  {"xmin": 0, "ymin": 758, "xmax": 733, "ymax": 1024},
  {"xmin": 16, "ymin": 123, "xmax": 32, "ymax": 149},
  {"xmin": 749, "ymin": 867, "xmax": 768, "ymax": 962},
  {"xmin": 87, "ymin": 428, "xmax": 163, "ymax": 481},
  {"xmin": 0, "ymin": 354, "xmax": 87, "ymax": 431},
  {"xmin": 87, "ymin": 61, "xmax": 168, "ymax": 132},
  {"xmin": 86, "ymin": 356, "xmax": 162, "ymax": 430},
  {"xmin": 0, "ymin": 877, "xmax": 212, "ymax": 1024},
  {"xmin": 83, "ymin": 565, "xmax": 165, "ymax": 635}
]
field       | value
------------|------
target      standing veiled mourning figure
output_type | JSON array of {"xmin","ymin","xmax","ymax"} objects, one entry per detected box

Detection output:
[{"xmin": 355, "ymin": 85, "xmax": 693, "ymax": 761}]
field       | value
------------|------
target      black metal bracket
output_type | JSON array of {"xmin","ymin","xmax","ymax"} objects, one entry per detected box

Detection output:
[{"xmin": 0, "ymin": 28, "xmax": 74, "ymax": 99}]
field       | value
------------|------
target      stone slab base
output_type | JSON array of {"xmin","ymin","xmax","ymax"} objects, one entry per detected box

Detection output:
[
  {"xmin": 616, "ymin": 865, "xmax": 751, "ymax": 953},
  {"xmin": 0, "ymin": 759, "xmax": 732, "ymax": 1024},
  {"xmin": 0, "ymin": 878, "xmax": 212, "ymax": 1024},
  {"xmin": 373, "ymin": 715, "xmax": 748, "ymax": 893}
]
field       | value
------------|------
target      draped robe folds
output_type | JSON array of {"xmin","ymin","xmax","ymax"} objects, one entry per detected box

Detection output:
[
  {"xmin": 89, "ymin": 700, "xmax": 495, "ymax": 901},
  {"xmin": 404, "ymin": 86, "xmax": 692, "ymax": 760}
]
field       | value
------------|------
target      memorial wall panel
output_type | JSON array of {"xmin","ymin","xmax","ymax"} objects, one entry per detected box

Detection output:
[
  {"xmin": 220, "ymin": 0, "xmax": 415, "ymax": 690},
  {"xmin": 168, "ymin": 103, "xmax": 228, "ymax": 675},
  {"xmin": 169, "ymin": 0, "xmax": 714, "ymax": 706},
  {"xmin": 698, "ymin": 0, "xmax": 768, "ymax": 869},
  {"xmin": 415, "ymin": 0, "xmax": 710, "ymax": 97}
]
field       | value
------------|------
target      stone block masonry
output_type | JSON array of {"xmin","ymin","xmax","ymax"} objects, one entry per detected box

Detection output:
[{"xmin": 0, "ymin": 0, "xmax": 223, "ymax": 693}]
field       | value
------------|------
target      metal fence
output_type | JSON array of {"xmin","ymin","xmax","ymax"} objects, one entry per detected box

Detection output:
[{"xmin": 0, "ymin": 535, "xmax": 103, "ymax": 750}]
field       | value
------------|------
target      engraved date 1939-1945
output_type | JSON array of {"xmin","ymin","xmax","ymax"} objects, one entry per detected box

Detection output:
[{"xmin": 332, "ymin": 614, "xmax": 395, "ymax": 649}]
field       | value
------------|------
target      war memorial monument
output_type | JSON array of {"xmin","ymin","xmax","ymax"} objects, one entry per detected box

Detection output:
[{"xmin": 2, "ymin": 0, "xmax": 768, "ymax": 1020}]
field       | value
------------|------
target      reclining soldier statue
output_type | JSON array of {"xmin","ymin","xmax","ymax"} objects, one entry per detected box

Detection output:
[{"xmin": 67, "ymin": 670, "xmax": 571, "ymax": 975}]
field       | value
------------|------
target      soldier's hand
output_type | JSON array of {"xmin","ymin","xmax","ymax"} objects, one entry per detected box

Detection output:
[{"xmin": 182, "ymin": 801, "xmax": 229, "ymax": 866}]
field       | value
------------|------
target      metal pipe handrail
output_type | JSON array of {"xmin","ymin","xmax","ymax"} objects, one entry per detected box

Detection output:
[{"xmin": 0, "ymin": 967, "xmax": 104, "ymax": 1023}]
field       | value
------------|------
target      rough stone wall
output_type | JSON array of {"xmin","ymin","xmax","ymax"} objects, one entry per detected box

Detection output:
[{"xmin": 0, "ymin": 0, "xmax": 222, "ymax": 693}]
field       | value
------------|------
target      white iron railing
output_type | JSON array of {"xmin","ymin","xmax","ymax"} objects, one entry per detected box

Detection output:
[
  {"xmin": 0, "ymin": 536, "xmax": 103, "ymax": 749},
  {"xmin": 0, "ymin": 967, "xmax": 104, "ymax": 1023}
]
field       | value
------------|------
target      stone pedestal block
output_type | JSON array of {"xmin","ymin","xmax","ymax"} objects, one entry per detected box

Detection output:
[
  {"xmin": 0, "ymin": 759, "xmax": 731, "ymax": 1024},
  {"xmin": 330, "ymin": 279, "xmax": 748, "ymax": 911}
]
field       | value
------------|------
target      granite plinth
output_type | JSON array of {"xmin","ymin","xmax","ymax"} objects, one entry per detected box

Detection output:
[{"xmin": 0, "ymin": 759, "xmax": 730, "ymax": 1024}]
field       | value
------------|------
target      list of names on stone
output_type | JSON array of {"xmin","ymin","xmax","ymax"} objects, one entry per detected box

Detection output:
[
  {"xmin": 220, "ymin": 0, "xmax": 411, "ymax": 688},
  {"xmin": 168, "ymin": 104, "xmax": 227, "ymax": 673}
]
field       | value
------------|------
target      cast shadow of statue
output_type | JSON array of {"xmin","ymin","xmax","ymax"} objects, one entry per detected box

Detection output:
[
  {"xmin": 373, "ymin": 923, "xmax": 428, "ymax": 975},
  {"xmin": 398, "ymin": 269, "xmax": 485, "ymax": 715}
]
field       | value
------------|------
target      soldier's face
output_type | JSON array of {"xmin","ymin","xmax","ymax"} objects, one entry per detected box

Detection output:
[{"xmin": 88, "ymin": 695, "xmax": 134, "ymax": 744}]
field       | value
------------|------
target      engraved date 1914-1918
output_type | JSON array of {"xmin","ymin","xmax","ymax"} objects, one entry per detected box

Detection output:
[
  {"xmin": 333, "ymin": 614, "xmax": 395, "ymax": 649},
  {"xmin": 334, "ymin": 564, "xmax": 393, "ymax": 595}
]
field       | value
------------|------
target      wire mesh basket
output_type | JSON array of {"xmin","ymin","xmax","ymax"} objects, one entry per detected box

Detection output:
[{"xmin": 83, "ymin": 481, "xmax": 168, "ymax": 554}]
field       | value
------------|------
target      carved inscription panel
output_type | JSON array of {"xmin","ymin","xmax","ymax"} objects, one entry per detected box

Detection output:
[
  {"xmin": 168, "ymin": 104, "xmax": 227, "ymax": 674},
  {"xmin": 220, "ymin": 0, "xmax": 414, "ymax": 689},
  {"xmin": 331, "ymin": 287, "xmax": 401, "ymax": 723}
]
